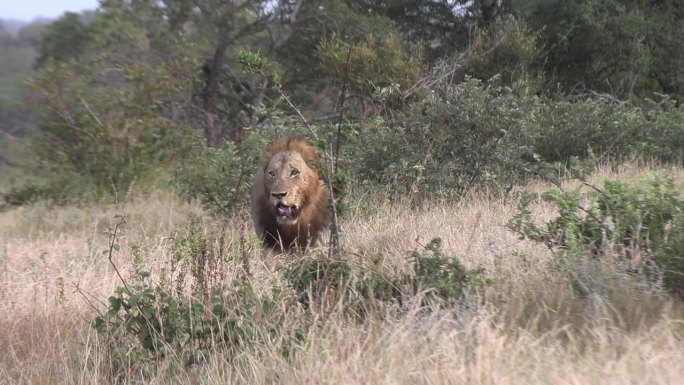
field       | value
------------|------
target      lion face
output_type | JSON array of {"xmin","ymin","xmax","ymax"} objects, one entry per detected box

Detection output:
[
  {"xmin": 251, "ymin": 136, "xmax": 330, "ymax": 254},
  {"xmin": 263, "ymin": 150, "xmax": 314, "ymax": 224}
]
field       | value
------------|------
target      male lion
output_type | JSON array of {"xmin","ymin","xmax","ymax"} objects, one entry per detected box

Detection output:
[{"xmin": 251, "ymin": 136, "xmax": 330, "ymax": 258}]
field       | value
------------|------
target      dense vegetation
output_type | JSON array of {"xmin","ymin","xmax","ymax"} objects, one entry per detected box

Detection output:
[
  {"xmin": 1, "ymin": 0, "xmax": 683, "ymax": 206},
  {"xmin": 0, "ymin": 1, "xmax": 683, "ymax": 382}
]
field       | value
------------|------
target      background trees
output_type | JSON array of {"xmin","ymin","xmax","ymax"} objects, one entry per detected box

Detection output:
[{"xmin": 0, "ymin": 0, "xmax": 682, "ymax": 206}]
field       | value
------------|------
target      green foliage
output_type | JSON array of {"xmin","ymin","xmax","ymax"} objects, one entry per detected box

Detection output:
[
  {"xmin": 347, "ymin": 73, "xmax": 684, "ymax": 201},
  {"xmin": 463, "ymin": 19, "xmax": 543, "ymax": 92},
  {"xmin": 531, "ymin": 98, "xmax": 645, "ymax": 163},
  {"xmin": 351, "ymin": 0, "xmax": 506, "ymax": 61},
  {"xmin": 316, "ymin": 32, "xmax": 424, "ymax": 96},
  {"xmin": 238, "ymin": 50, "xmax": 269, "ymax": 73},
  {"xmin": 409, "ymin": 238, "xmax": 489, "ymax": 303},
  {"xmin": 350, "ymin": 77, "xmax": 535, "ymax": 197},
  {"xmin": 282, "ymin": 238, "xmax": 487, "ymax": 312},
  {"xmin": 94, "ymin": 281, "xmax": 296, "ymax": 372},
  {"xmin": 174, "ymin": 142, "xmax": 255, "ymax": 217},
  {"xmin": 508, "ymin": 175, "xmax": 684, "ymax": 297},
  {"xmin": 4, "ymin": 0, "xmax": 684, "ymax": 213},
  {"xmin": 275, "ymin": 0, "xmax": 396, "ymax": 89},
  {"xmin": 524, "ymin": 0, "xmax": 684, "ymax": 100},
  {"xmin": 95, "ymin": 218, "xmax": 303, "ymax": 375},
  {"xmin": 0, "ymin": 183, "xmax": 46, "ymax": 210},
  {"xmin": 34, "ymin": 12, "xmax": 92, "ymax": 68},
  {"xmin": 282, "ymin": 256, "xmax": 356, "ymax": 310},
  {"xmin": 9, "ymin": 7, "xmax": 199, "ymax": 204}
]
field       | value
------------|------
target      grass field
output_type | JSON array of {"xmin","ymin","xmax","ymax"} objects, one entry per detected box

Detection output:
[{"xmin": 1, "ymin": 164, "xmax": 683, "ymax": 384}]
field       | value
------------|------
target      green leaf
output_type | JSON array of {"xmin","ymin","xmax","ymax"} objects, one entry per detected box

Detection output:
[{"xmin": 108, "ymin": 296, "xmax": 122, "ymax": 312}]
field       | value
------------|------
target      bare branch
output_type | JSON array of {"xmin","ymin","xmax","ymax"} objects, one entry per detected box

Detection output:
[{"xmin": 107, "ymin": 215, "xmax": 131, "ymax": 295}]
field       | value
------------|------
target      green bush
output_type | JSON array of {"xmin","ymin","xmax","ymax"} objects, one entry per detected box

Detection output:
[
  {"xmin": 281, "ymin": 256, "xmax": 358, "ymax": 311},
  {"xmin": 281, "ymin": 238, "xmax": 488, "ymax": 312},
  {"xmin": 1, "ymin": 52, "xmax": 198, "ymax": 208},
  {"xmin": 531, "ymin": 98, "xmax": 648, "ymax": 163},
  {"xmin": 508, "ymin": 175, "xmax": 684, "ymax": 297},
  {"xmin": 408, "ymin": 238, "xmax": 489, "ymax": 304},
  {"xmin": 349, "ymin": 77, "xmax": 536, "ymax": 198},
  {"xmin": 94, "ymin": 218, "xmax": 303, "ymax": 376},
  {"xmin": 94, "ymin": 281, "xmax": 298, "ymax": 372},
  {"xmin": 463, "ymin": 18, "xmax": 544, "ymax": 92},
  {"xmin": 172, "ymin": 118, "xmax": 310, "ymax": 217},
  {"xmin": 345, "ymin": 74, "xmax": 684, "ymax": 203},
  {"xmin": 173, "ymin": 142, "xmax": 257, "ymax": 218}
]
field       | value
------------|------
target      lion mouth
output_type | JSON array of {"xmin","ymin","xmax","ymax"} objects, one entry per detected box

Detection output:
[{"xmin": 276, "ymin": 203, "xmax": 299, "ymax": 221}]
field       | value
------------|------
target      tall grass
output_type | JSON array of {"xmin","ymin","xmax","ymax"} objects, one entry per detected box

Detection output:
[{"xmin": 1, "ymin": 165, "xmax": 682, "ymax": 384}]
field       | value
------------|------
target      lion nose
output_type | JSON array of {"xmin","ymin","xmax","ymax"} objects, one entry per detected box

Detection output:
[{"xmin": 271, "ymin": 192, "xmax": 287, "ymax": 199}]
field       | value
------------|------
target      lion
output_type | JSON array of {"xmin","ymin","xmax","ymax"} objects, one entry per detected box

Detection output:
[{"xmin": 251, "ymin": 136, "xmax": 330, "ymax": 258}]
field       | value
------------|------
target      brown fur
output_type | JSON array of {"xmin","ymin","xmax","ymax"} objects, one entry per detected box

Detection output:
[{"xmin": 251, "ymin": 136, "xmax": 330, "ymax": 256}]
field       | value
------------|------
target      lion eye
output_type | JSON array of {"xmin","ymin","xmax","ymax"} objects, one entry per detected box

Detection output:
[
  {"xmin": 291, "ymin": 169, "xmax": 300, "ymax": 177},
  {"xmin": 268, "ymin": 170, "xmax": 275, "ymax": 178}
]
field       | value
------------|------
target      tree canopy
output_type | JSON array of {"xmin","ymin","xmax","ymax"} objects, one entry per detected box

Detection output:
[{"xmin": 1, "ymin": 0, "xmax": 682, "ymax": 202}]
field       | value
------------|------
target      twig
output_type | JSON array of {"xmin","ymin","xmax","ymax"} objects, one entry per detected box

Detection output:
[
  {"xmin": 327, "ymin": 143, "xmax": 340, "ymax": 259},
  {"xmin": 72, "ymin": 283, "xmax": 106, "ymax": 317},
  {"xmin": 334, "ymin": 45, "xmax": 352, "ymax": 174},
  {"xmin": 107, "ymin": 215, "xmax": 131, "ymax": 295},
  {"xmin": 402, "ymin": 39, "xmax": 503, "ymax": 99},
  {"xmin": 80, "ymin": 97, "xmax": 104, "ymax": 127},
  {"xmin": 328, "ymin": 44, "xmax": 353, "ymax": 258},
  {"xmin": 582, "ymin": 181, "xmax": 606, "ymax": 197},
  {"xmin": 280, "ymin": 93, "xmax": 320, "ymax": 141},
  {"xmin": 240, "ymin": 220, "xmax": 251, "ymax": 280},
  {"xmin": 200, "ymin": 178, "xmax": 232, "ymax": 218}
]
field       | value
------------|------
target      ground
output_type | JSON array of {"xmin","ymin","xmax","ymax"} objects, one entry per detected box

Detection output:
[{"xmin": 1, "ymin": 163, "xmax": 683, "ymax": 384}]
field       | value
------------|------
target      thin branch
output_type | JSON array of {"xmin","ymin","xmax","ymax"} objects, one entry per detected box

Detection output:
[
  {"xmin": 334, "ymin": 45, "xmax": 353, "ymax": 174},
  {"xmin": 327, "ymin": 44, "xmax": 354, "ymax": 258},
  {"xmin": 327, "ymin": 143, "xmax": 340, "ymax": 259},
  {"xmin": 280, "ymin": 93, "xmax": 319, "ymax": 141},
  {"xmin": 200, "ymin": 179, "xmax": 233, "ymax": 218},
  {"xmin": 107, "ymin": 215, "xmax": 131, "ymax": 295},
  {"xmin": 402, "ymin": 39, "xmax": 503, "ymax": 99},
  {"xmin": 79, "ymin": 97, "xmax": 104, "ymax": 127},
  {"xmin": 72, "ymin": 283, "xmax": 106, "ymax": 317}
]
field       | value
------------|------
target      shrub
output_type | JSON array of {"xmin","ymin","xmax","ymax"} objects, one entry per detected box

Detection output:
[
  {"xmin": 348, "ymin": 77, "xmax": 536, "ymax": 197},
  {"xmin": 281, "ymin": 238, "xmax": 488, "ymax": 313},
  {"xmin": 508, "ymin": 175, "xmax": 684, "ymax": 297},
  {"xmin": 316, "ymin": 31, "xmax": 424, "ymax": 96},
  {"xmin": 531, "ymin": 98, "xmax": 648, "ymax": 163},
  {"xmin": 173, "ymin": 142, "xmax": 256, "ymax": 218},
  {"xmin": 94, "ymin": 218, "xmax": 303, "ymax": 376},
  {"xmin": 94, "ymin": 281, "xmax": 298, "ymax": 372},
  {"xmin": 408, "ymin": 238, "xmax": 489, "ymax": 304},
  {"xmin": 346, "ymin": 73, "xmax": 684, "ymax": 204}
]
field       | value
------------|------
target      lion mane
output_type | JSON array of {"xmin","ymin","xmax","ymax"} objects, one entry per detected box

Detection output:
[{"xmin": 250, "ymin": 136, "xmax": 330, "ymax": 255}]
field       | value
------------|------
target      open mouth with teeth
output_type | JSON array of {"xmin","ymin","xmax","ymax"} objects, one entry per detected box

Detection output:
[{"xmin": 276, "ymin": 203, "xmax": 300, "ymax": 221}]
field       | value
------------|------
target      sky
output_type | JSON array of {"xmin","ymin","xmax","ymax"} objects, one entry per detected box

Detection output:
[{"xmin": 1, "ymin": 0, "xmax": 100, "ymax": 21}]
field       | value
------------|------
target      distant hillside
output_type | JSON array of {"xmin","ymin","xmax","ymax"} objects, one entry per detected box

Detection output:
[
  {"xmin": 0, "ymin": 17, "xmax": 51, "ymax": 35},
  {"xmin": 0, "ymin": 19, "xmax": 26, "ymax": 35}
]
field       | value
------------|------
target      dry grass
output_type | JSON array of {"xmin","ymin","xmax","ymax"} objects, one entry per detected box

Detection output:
[{"xmin": 1, "ymin": 165, "xmax": 683, "ymax": 384}]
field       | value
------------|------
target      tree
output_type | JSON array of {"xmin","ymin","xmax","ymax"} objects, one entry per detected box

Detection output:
[
  {"xmin": 522, "ymin": 0, "xmax": 684, "ymax": 100},
  {"xmin": 34, "ymin": 12, "xmax": 93, "ymax": 68},
  {"xmin": 344, "ymin": 0, "xmax": 515, "ymax": 61}
]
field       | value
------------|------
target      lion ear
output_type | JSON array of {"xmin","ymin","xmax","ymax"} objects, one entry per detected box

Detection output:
[{"xmin": 300, "ymin": 146, "xmax": 318, "ymax": 163}]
